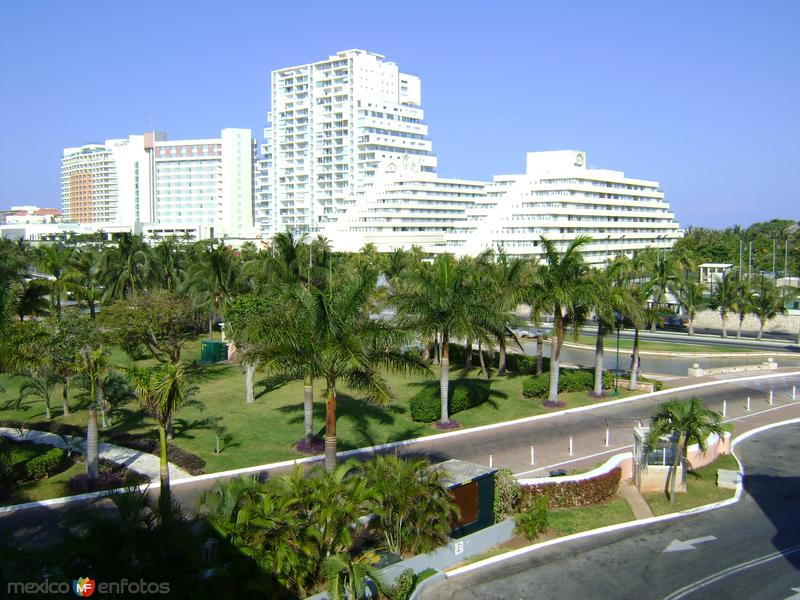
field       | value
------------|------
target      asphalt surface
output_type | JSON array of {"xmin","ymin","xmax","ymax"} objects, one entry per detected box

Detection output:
[
  {"xmin": 423, "ymin": 421, "xmax": 800, "ymax": 600},
  {"xmin": 3, "ymin": 372, "xmax": 800, "ymax": 551}
]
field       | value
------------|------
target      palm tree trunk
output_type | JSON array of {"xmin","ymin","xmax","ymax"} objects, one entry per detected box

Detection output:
[
  {"xmin": 464, "ymin": 339, "xmax": 472, "ymax": 370},
  {"xmin": 628, "ymin": 329, "xmax": 640, "ymax": 391},
  {"xmin": 61, "ymin": 378, "xmax": 70, "ymax": 416},
  {"xmin": 498, "ymin": 336, "xmax": 507, "ymax": 376},
  {"xmin": 86, "ymin": 405, "xmax": 99, "ymax": 484},
  {"xmin": 158, "ymin": 425, "xmax": 171, "ymax": 514},
  {"xmin": 440, "ymin": 337, "xmax": 450, "ymax": 423},
  {"xmin": 324, "ymin": 386, "xmax": 337, "ymax": 472},
  {"xmin": 593, "ymin": 327, "xmax": 604, "ymax": 397},
  {"xmin": 758, "ymin": 320, "xmax": 765, "ymax": 340},
  {"xmin": 97, "ymin": 384, "xmax": 108, "ymax": 429},
  {"xmin": 89, "ymin": 300, "xmax": 96, "ymax": 320},
  {"xmin": 688, "ymin": 319, "xmax": 695, "ymax": 336},
  {"xmin": 303, "ymin": 372, "xmax": 314, "ymax": 442},
  {"xmin": 478, "ymin": 340, "xmax": 487, "ymax": 378},
  {"xmin": 737, "ymin": 316, "xmax": 744, "ymax": 339},
  {"xmin": 668, "ymin": 435, "xmax": 685, "ymax": 504},
  {"xmin": 166, "ymin": 415, "xmax": 173, "ymax": 441},
  {"xmin": 245, "ymin": 360, "xmax": 256, "ymax": 404},
  {"xmin": 536, "ymin": 335, "xmax": 543, "ymax": 375},
  {"xmin": 547, "ymin": 315, "xmax": 564, "ymax": 406},
  {"xmin": 720, "ymin": 310, "xmax": 728, "ymax": 338},
  {"xmin": 208, "ymin": 318, "xmax": 213, "ymax": 335}
]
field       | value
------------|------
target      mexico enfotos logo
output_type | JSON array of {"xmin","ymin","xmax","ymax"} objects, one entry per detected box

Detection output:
[{"xmin": 6, "ymin": 577, "xmax": 170, "ymax": 596}]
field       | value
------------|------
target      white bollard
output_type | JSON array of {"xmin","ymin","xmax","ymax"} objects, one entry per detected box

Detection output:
[
  {"xmin": 569, "ymin": 437, "xmax": 574, "ymax": 456},
  {"xmin": 723, "ymin": 400, "xmax": 727, "ymax": 417},
  {"xmin": 793, "ymin": 385, "xmax": 797, "ymax": 401},
  {"xmin": 489, "ymin": 454, "xmax": 493, "ymax": 468},
  {"xmin": 530, "ymin": 445, "xmax": 535, "ymax": 465},
  {"xmin": 747, "ymin": 396, "xmax": 751, "ymax": 412},
  {"xmin": 605, "ymin": 428, "xmax": 610, "ymax": 447},
  {"xmin": 769, "ymin": 389, "xmax": 774, "ymax": 405}
]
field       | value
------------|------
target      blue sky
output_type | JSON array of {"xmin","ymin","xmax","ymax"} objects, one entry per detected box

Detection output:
[{"xmin": 1, "ymin": 0, "xmax": 797, "ymax": 227}]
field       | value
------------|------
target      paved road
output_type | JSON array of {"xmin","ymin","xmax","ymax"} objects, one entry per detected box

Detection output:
[
  {"xmin": 521, "ymin": 338, "xmax": 800, "ymax": 376},
  {"xmin": 424, "ymin": 421, "xmax": 800, "ymax": 600},
  {"xmin": 4, "ymin": 372, "xmax": 799, "ymax": 550}
]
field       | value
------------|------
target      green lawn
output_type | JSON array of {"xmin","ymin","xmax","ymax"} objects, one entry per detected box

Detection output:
[
  {"xmin": 644, "ymin": 453, "xmax": 739, "ymax": 515},
  {"xmin": 2, "ymin": 462, "xmax": 84, "ymax": 506},
  {"xmin": 0, "ymin": 339, "xmax": 640, "ymax": 475},
  {"xmin": 548, "ymin": 496, "xmax": 635, "ymax": 534},
  {"xmin": 566, "ymin": 334, "xmax": 751, "ymax": 354}
]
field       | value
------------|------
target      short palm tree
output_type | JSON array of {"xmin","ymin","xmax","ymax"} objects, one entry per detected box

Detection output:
[
  {"xmin": 324, "ymin": 552, "xmax": 385, "ymax": 600},
  {"xmin": 709, "ymin": 272, "xmax": 737, "ymax": 338},
  {"xmin": 76, "ymin": 347, "xmax": 110, "ymax": 483},
  {"xmin": 127, "ymin": 363, "xmax": 191, "ymax": 512},
  {"xmin": 732, "ymin": 279, "xmax": 755, "ymax": 339},
  {"xmin": 751, "ymin": 280, "xmax": 790, "ymax": 340},
  {"xmin": 677, "ymin": 278, "xmax": 708, "ymax": 336},
  {"xmin": 36, "ymin": 243, "xmax": 73, "ymax": 315},
  {"xmin": 66, "ymin": 248, "xmax": 102, "ymax": 319},
  {"xmin": 647, "ymin": 397, "xmax": 728, "ymax": 504},
  {"xmin": 525, "ymin": 236, "xmax": 593, "ymax": 406},
  {"xmin": 647, "ymin": 252, "xmax": 680, "ymax": 332}
]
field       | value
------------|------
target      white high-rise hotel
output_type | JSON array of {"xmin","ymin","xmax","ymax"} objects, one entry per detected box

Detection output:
[
  {"xmin": 257, "ymin": 49, "xmax": 436, "ymax": 234},
  {"xmin": 259, "ymin": 50, "xmax": 681, "ymax": 261}
]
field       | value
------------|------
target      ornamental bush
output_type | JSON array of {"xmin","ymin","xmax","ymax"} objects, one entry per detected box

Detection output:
[
  {"xmin": 505, "ymin": 354, "xmax": 549, "ymax": 375},
  {"xmin": 25, "ymin": 447, "xmax": 66, "ymax": 480},
  {"xmin": 520, "ymin": 466, "xmax": 622, "ymax": 509},
  {"xmin": 522, "ymin": 368, "xmax": 614, "ymax": 399},
  {"xmin": 409, "ymin": 379, "xmax": 490, "ymax": 422},
  {"xmin": 494, "ymin": 467, "xmax": 522, "ymax": 523},
  {"xmin": 515, "ymin": 496, "xmax": 549, "ymax": 540}
]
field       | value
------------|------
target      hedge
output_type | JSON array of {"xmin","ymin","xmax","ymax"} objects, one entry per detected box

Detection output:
[
  {"xmin": 505, "ymin": 354, "xmax": 550, "ymax": 375},
  {"xmin": 522, "ymin": 368, "xmax": 614, "ymax": 399},
  {"xmin": 410, "ymin": 379, "xmax": 491, "ymax": 422},
  {"xmin": 68, "ymin": 459, "xmax": 149, "ymax": 494},
  {"xmin": 520, "ymin": 467, "xmax": 622, "ymax": 509},
  {"xmin": 25, "ymin": 448, "xmax": 66, "ymax": 480},
  {"xmin": 107, "ymin": 433, "xmax": 206, "ymax": 475}
]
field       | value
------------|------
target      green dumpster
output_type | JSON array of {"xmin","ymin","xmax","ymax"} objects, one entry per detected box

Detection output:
[{"xmin": 200, "ymin": 340, "xmax": 228, "ymax": 364}]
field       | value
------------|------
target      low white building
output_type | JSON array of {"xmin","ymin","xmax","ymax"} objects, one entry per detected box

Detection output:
[{"xmin": 699, "ymin": 263, "xmax": 733, "ymax": 285}]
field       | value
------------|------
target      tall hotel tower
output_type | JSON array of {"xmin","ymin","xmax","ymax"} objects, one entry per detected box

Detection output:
[{"xmin": 256, "ymin": 49, "xmax": 436, "ymax": 235}]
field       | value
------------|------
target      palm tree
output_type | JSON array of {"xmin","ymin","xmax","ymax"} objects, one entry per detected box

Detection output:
[
  {"xmin": 13, "ymin": 279, "xmax": 50, "ymax": 321},
  {"xmin": 66, "ymin": 248, "xmax": 102, "ymax": 319},
  {"xmin": 98, "ymin": 233, "xmax": 150, "ymax": 301},
  {"xmin": 483, "ymin": 249, "xmax": 529, "ymax": 376},
  {"xmin": 589, "ymin": 260, "xmax": 628, "ymax": 396},
  {"xmin": 184, "ymin": 242, "xmax": 242, "ymax": 335},
  {"xmin": 76, "ymin": 347, "xmax": 110, "ymax": 483},
  {"xmin": 149, "ymin": 238, "xmax": 186, "ymax": 291},
  {"xmin": 677, "ymin": 278, "xmax": 707, "ymax": 336},
  {"xmin": 393, "ymin": 254, "xmax": 489, "ymax": 424},
  {"xmin": 732, "ymin": 279, "xmax": 755, "ymax": 339},
  {"xmin": 257, "ymin": 268, "xmax": 426, "ymax": 470},
  {"xmin": 751, "ymin": 279, "xmax": 789, "ymax": 340},
  {"xmin": 324, "ymin": 552, "xmax": 385, "ymax": 600},
  {"xmin": 127, "ymin": 363, "xmax": 191, "ymax": 512},
  {"xmin": 709, "ymin": 272, "xmax": 737, "ymax": 338},
  {"xmin": 647, "ymin": 397, "xmax": 728, "ymax": 504},
  {"xmin": 647, "ymin": 251, "xmax": 680, "ymax": 332},
  {"xmin": 16, "ymin": 370, "xmax": 60, "ymax": 420},
  {"xmin": 524, "ymin": 237, "xmax": 592, "ymax": 406},
  {"xmin": 36, "ymin": 243, "xmax": 73, "ymax": 315}
]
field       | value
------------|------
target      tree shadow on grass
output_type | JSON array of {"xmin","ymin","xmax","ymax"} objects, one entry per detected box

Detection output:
[
  {"xmin": 183, "ymin": 361, "xmax": 231, "ymax": 383},
  {"xmin": 254, "ymin": 374, "xmax": 295, "ymax": 400}
]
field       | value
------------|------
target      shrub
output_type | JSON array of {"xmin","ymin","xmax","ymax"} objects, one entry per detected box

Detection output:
[
  {"xmin": 387, "ymin": 569, "xmax": 416, "ymax": 600},
  {"xmin": 0, "ymin": 441, "xmax": 14, "ymax": 497},
  {"xmin": 68, "ymin": 460, "xmax": 148, "ymax": 494},
  {"xmin": 515, "ymin": 496, "xmax": 549, "ymax": 540},
  {"xmin": 106, "ymin": 432, "xmax": 206, "ymax": 475},
  {"xmin": 0, "ymin": 420, "xmax": 84, "ymax": 438},
  {"xmin": 520, "ymin": 467, "xmax": 622, "ymax": 509},
  {"xmin": 522, "ymin": 368, "xmax": 615, "ymax": 399},
  {"xmin": 494, "ymin": 468, "xmax": 522, "ymax": 523},
  {"xmin": 25, "ymin": 447, "xmax": 66, "ymax": 480},
  {"xmin": 505, "ymin": 354, "xmax": 549, "ymax": 375},
  {"xmin": 409, "ymin": 379, "xmax": 491, "ymax": 422}
]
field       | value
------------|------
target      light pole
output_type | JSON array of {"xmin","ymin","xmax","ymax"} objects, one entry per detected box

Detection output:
[{"xmin": 614, "ymin": 310, "xmax": 623, "ymax": 394}]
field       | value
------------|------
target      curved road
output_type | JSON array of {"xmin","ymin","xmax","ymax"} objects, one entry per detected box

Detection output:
[{"xmin": 424, "ymin": 422, "xmax": 800, "ymax": 600}]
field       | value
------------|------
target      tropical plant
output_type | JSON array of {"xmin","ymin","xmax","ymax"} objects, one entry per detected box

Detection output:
[
  {"xmin": 751, "ymin": 279, "xmax": 790, "ymax": 340},
  {"xmin": 324, "ymin": 552, "xmax": 386, "ymax": 600},
  {"xmin": 515, "ymin": 496, "xmax": 549, "ymax": 540},
  {"xmin": 36, "ymin": 243, "xmax": 73, "ymax": 315},
  {"xmin": 184, "ymin": 242, "xmax": 242, "ymax": 334},
  {"xmin": 98, "ymin": 232, "xmax": 150, "ymax": 301},
  {"xmin": 15, "ymin": 369, "xmax": 60, "ymax": 420},
  {"xmin": 12, "ymin": 279, "xmax": 50, "ymax": 321},
  {"xmin": 361, "ymin": 455, "xmax": 458, "ymax": 555},
  {"xmin": 676, "ymin": 278, "xmax": 708, "ymax": 336},
  {"xmin": 524, "ymin": 236, "xmax": 593, "ymax": 406},
  {"xmin": 76, "ymin": 346, "xmax": 110, "ymax": 483},
  {"xmin": 646, "ymin": 251, "xmax": 680, "ymax": 332},
  {"xmin": 646, "ymin": 396, "xmax": 728, "ymax": 504},
  {"xmin": 66, "ymin": 247, "xmax": 102, "ymax": 319},
  {"xmin": 127, "ymin": 363, "xmax": 192, "ymax": 512},
  {"xmin": 588, "ymin": 259, "xmax": 628, "ymax": 396},
  {"xmin": 709, "ymin": 272, "xmax": 737, "ymax": 338},
  {"xmin": 393, "ymin": 254, "xmax": 491, "ymax": 423},
  {"xmin": 732, "ymin": 279, "xmax": 756, "ymax": 339}
]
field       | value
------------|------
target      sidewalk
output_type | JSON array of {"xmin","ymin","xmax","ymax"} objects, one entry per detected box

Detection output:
[{"xmin": 0, "ymin": 427, "xmax": 191, "ymax": 480}]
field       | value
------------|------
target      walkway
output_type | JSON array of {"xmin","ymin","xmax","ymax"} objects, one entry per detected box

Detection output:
[{"xmin": 0, "ymin": 427, "xmax": 192, "ymax": 481}]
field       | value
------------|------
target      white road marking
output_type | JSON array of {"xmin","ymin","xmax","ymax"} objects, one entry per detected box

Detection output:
[
  {"xmin": 663, "ymin": 544, "xmax": 800, "ymax": 600},
  {"xmin": 782, "ymin": 588, "xmax": 800, "ymax": 600},
  {"xmin": 512, "ymin": 445, "xmax": 633, "ymax": 477},
  {"xmin": 663, "ymin": 535, "xmax": 717, "ymax": 552}
]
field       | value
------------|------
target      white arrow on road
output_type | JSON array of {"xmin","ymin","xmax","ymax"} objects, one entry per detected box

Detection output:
[
  {"xmin": 663, "ymin": 535, "xmax": 717, "ymax": 552},
  {"xmin": 782, "ymin": 587, "xmax": 800, "ymax": 600}
]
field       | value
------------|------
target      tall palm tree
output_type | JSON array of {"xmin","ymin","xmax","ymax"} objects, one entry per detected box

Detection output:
[
  {"xmin": 184, "ymin": 242, "xmax": 242, "ymax": 334},
  {"xmin": 751, "ymin": 279, "xmax": 789, "ymax": 340},
  {"xmin": 525, "ymin": 236, "xmax": 593, "ymax": 406},
  {"xmin": 76, "ymin": 347, "xmax": 109, "ymax": 483},
  {"xmin": 676, "ymin": 278, "xmax": 707, "ymax": 336},
  {"xmin": 709, "ymin": 272, "xmax": 737, "ymax": 338},
  {"xmin": 647, "ymin": 251, "xmax": 680, "ymax": 332},
  {"xmin": 149, "ymin": 238, "xmax": 186, "ymax": 292},
  {"xmin": 393, "ymin": 254, "xmax": 489, "ymax": 424},
  {"xmin": 624, "ymin": 281, "xmax": 655, "ymax": 391},
  {"xmin": 98, "ymin": 233, "xmax": 150, "ymax": 301},
  {"xmin": 127, "ymin": 363, "xmax": 191, "ymax": 512},
  {"xmin": 647, "ymin": 397, "xmax": 728, "ymax": 504},
  {"xmin": 589, "ymin": 259, "xmax": 628, "ymax": 396},
  {"xmin": 12, "ymin": 279, "xmax": 50, "ymax": 321},
  {"xmin": 483, "ymin": 249, "xmax": 529, "ymax": 376},
  {"xmin": 258, "ymin": 268, "xmax": 426, "ymax": 470}
]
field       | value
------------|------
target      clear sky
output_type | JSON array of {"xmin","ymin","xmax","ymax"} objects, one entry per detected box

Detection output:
[{"xmin": 1, "ymin": 0, "xmax": 797, "ymax": 228}]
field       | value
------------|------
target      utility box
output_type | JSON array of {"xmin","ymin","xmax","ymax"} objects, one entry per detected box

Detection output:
[
  {"xmin": 437, "ymin": 459, "xmax": 497, "ymax": 538},
  {"xmin": 200, "ymin": 340, "xmax": 228, "ymax": 364},
  {"xmin": 633, "ymin": 426, "xmax": 685, "ymax": 494}
]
